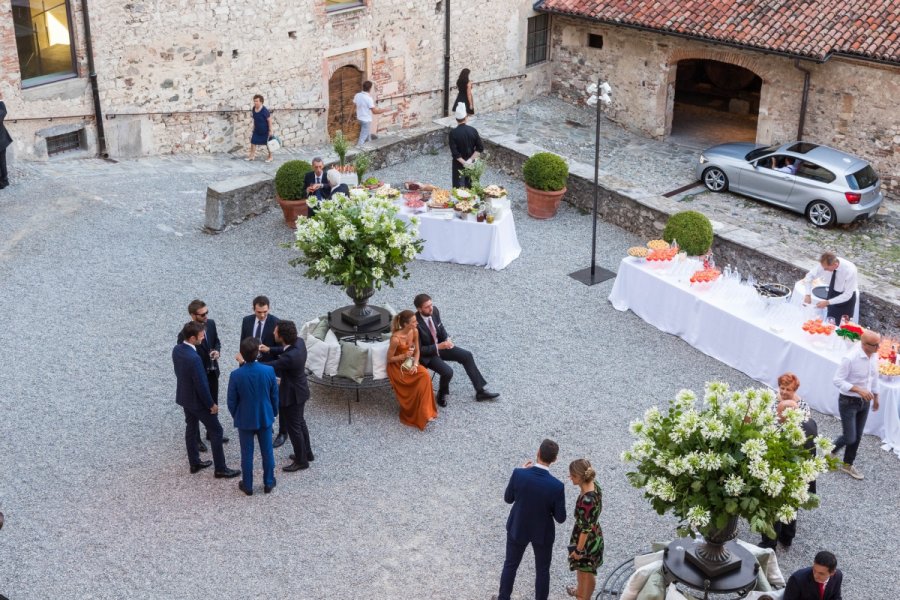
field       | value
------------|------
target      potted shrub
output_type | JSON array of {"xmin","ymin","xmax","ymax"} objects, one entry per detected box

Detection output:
[
  {"xmin": 523, "ymin": 151, "xmax": 568, "ymax": 219},
  {"xmin": 275, "ymin": 159, "xmax": 312, "ymax": 228},
  {"xmin": 663, "ymin": 210, "xmax": 714, "ymax": 256}
]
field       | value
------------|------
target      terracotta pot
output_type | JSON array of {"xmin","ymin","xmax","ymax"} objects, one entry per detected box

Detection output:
[
  {"xmin": 525, "ymin": 184, "xmax": 567, "ymax": 219},
  {"xmin": 276, "ymin": 193, "xmax": 308, "ymax": 229}
]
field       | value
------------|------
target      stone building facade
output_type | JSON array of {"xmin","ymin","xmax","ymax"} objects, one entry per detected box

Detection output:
[{"xmin": 1, "ymin": 0, "xmax": 551, "ymax": 160}]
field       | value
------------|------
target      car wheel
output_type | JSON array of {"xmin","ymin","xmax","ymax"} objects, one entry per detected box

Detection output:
[
  {"xmin": 702, "ymin": 167, "xmax": 729, "ymax": 192},
  {"xmin": 806, "ymin": 200, "xmax": 836, "ymax": 228}
]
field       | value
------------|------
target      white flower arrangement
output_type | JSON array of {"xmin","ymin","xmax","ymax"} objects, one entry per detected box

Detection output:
[
  {"xmin": 624, "ymin": 382, "xmax": 838, "ymax": 538},
  {"xmin": 287, "ymin": 192, "xmax": 424, "ymax": 291}
]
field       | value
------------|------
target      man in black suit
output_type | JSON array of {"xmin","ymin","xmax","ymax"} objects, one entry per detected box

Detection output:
[
  {"xmin": 414, "ymin": 293, "xmax": 499, "ymax": 407},
  {"xmin": 0, "ymin": 99, "xmax": 12, "ymax": 189},
  {"xmin": 303, "ymin": 157, "xmax": 330, "ymax": 217},
  {"xmin": 784, "ymin": 550, "xmax": 843, "ymax": 600},
  {"xmin": 240, "ymin": 295, "xmax": 287, "ymax": 447},
  {"xmin": 177, "ymin": 299, "xmax": 229, "ymax": 451},
  {"xmin": 260, "ymin": 321, "xmax": 314, "ymax": 471},
  {"xmin": 172, "ymin": 321, "xmax": 239, "ymax": 479}
]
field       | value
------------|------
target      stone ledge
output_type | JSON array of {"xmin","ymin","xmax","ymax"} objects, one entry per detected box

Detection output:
[{"xmin": 204, "ymin": 173, "xmax": 274, "ymax": 233}]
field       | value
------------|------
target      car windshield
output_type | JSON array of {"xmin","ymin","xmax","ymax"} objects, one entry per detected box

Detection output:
[
  {"xmin": 847, "ymin": 165, "xmax": 879, "ymax": 190},
  {"xmin": 745, "ymin": 144, "xmax": 780, "ymax": 162}
]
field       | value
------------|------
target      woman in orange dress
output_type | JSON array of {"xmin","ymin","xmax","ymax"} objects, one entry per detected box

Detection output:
[{"xmin": 386, "ymin": 310, "xmax": 438, "ymax": 430}]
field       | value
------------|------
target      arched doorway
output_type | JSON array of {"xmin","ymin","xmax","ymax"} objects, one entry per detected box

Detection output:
[
  {"xmin": 670, "ymin": 59, "xmax": 761, "ymax": 146},
  {"xmin": 328, "ymin": 65, "xmax": 363, "ymax": 141}
]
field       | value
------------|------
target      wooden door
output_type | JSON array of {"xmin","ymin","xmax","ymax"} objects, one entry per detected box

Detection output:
[{"xmin": 328, "ymin": 65, "xmax": 363, "ymax": 141}]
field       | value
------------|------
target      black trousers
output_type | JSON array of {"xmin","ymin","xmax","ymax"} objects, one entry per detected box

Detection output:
[
  {"xmin": 0, "ymin": 148, "xmax": 8, "ymax": 184},
  {"xmin": 183, "ymin": 406, "xmax": 226, "ymax": 471},
  {"xmin": 426, "ymin": 346, "xmax": 487, "ymax": 396},
  {"xmin": 826, "ymin": 292, "xmax": 856, "ymax": 323},
  {"xmin": 199, "ymin": 372, "xmax": 221, "ymax": 441},
  {"xmin": 282, "ymin": 401, "xmax": 312, "ymax": 464},
  {"xmin": 451, "ymin": 160, "xmax": 471, "ymax": 189}
]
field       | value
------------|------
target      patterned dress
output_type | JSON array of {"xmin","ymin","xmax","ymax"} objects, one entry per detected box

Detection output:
[{"xmin": 568, "ymin": 482, "xmax": 604, "ymax": 574}]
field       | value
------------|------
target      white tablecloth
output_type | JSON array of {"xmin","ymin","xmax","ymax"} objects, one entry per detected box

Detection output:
[
  {"xmin": 397, "ymin": 206, "xmax": 521, "ymax": 270},
  {"xmin": 609, "ymin": 257, "xmax": 900, "ymax": 458}
]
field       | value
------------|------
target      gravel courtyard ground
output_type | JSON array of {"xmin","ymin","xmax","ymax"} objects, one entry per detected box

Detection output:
[{"xmin": 0, "ymin": 151, "xmax": 897, "ymax": 599}]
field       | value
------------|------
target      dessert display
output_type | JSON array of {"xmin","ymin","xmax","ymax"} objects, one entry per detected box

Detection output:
[
  {"xmin": 801, "ymin": 319, "xmax": 835, "ymax": 335},
  {"xmin": 647, "ymin": 239, "xmax": 670, "ymax": 250},
  {"xmin": 627, "ymin": 246, "xmax": 650, "ymax": 258},
  {"xmin": 690, "ymin": 267, "xmax": 721, "ymax": 284}
]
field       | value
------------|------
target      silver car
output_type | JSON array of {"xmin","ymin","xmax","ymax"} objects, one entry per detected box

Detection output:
[{"xmin": 696, "ymin": 141, "xmax": 883, "ymax": 227}]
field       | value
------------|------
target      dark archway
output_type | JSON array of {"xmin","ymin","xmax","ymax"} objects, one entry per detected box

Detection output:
[
  {"xmin": 670, "ymin": 59, "xmax": 761, "ymax": 146},
  {"xmin": 327, "ymin": 65, "xmax": 363, "ymax": 140}
]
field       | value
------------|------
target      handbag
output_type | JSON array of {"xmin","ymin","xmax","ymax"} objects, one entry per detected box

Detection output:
[
  {"xmin": 267, "ymin": 136, "xmax": 281, "ymax": 152},
  {"xmin": 401, "ymin": 356, "xmax": 416, "ymax": 372}
]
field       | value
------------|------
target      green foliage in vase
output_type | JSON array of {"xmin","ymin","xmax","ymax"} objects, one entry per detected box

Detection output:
[
  {"xmin": 354, "ymin": 151, "xmax": 373, "ymax": 182},
  {"xmin": 622, "ymin": 382, "xmax": 838, "ymax": 539},
  {"xmin": 274, "ymin": 160, "xmax": 313, "ymax": 200},
  {"xmin": 286, "ymin": 191, "xmax": 424, "ymax": 291},
  {"xmin": 460, "ymin": 157, "xmax": 487, "ymax": 198},
  {"xmin": 332, "ymin": 130, "xmax": 350, "ymax": 167}
]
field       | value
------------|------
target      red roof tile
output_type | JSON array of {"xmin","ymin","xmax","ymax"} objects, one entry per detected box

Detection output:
[{"xmin": 536, "ymin": 0, "xmax": 900, "ymax": 65}]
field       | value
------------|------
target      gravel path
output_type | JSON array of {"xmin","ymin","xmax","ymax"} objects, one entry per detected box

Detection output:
[{"xmin": 0, "ymin": 152, "xmax": 897, "ymax": 599}]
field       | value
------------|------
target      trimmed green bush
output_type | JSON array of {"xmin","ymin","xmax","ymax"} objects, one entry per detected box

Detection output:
[
  {"xmin": 275, "ymin": 160, "xmax": 312, "ymax": 200},
  {"xmin": 663, "ymin": 210, "xmax": 714, "ymax": 256},
  {"xmin": 523, "ymin": 152, "xmax": 568, "ymax": 191}
]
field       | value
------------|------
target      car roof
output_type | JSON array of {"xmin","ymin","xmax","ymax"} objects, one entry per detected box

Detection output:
[{"xmin": 778, "ymin": 142, "xmax": 870, "ymax": 174}]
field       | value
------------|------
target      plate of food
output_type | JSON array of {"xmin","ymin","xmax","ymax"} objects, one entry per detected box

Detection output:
[
  {"xmin": 483, "ymin": 184, "xmax": 507, "ymax": 198},
  {"xmin": 403, "ymin": 181, "xmax": 422, "ymax": 191},
  {"xmin": 428, "ymin": 188, "xmax": 452, "ymax": 209}
]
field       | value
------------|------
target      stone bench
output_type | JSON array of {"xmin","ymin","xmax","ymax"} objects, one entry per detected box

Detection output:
[{"xmin": 204, "ymin": 172, "xmax": 274, "ymax": 233}]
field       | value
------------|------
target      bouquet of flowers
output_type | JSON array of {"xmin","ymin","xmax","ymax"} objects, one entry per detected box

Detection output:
[
  {"xmin": 287, "ymin": 192, "xmax": 424, "ymax": 291},
  {"xmin": 835, "ymin": 322, "xmax": 864, "ymax": 342},
  {"xmin": 622, "ymin": 382, "xmax": 836, "ymax": 539}
]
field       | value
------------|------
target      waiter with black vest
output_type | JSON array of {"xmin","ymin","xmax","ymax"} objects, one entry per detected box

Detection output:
[{"xmin": 803, "ymin": 252, "xmax": 858, "ymax": 322}]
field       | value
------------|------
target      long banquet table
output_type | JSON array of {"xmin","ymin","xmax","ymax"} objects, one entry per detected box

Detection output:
[
  {"xmin": 608, "ymin": 257, "xmax": 900, "ymax": 458},
  {"xmin": 396, "ymin": 204, "xmax": 521, "ymax": 270}
]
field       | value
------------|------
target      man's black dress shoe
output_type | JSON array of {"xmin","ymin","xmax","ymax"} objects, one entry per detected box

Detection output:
[
  {"xmin": 475, "ymin": 390, "xmax": 500, "ymax": 401},
  {"xmin": 214, "ymin": 468, "xmax": 241, "ymax": 478},
  {"xmin": 238, "ymin": 481, "xmax": 253, "ymax": 496},
  {"xmin": 190, "ymin": 460, "xmax": 212, "ymax": 474},
  {"xmin": 264, "ymin": 480, "xmax": 276, "ymax": 494},
  {"xmin": 273, "ymin": 432, "xmax": 287, "ymax": 448},
  {"xmin": 197, "ymin": 439, "xmax": 209, "ymax": 452},
  {"xmin": 283, "ymin": 461, "xmax": 309, "ymax": 472},
  {"xmin": 436, "ymin": 393, "xmax": 448, "ymax": 407}
]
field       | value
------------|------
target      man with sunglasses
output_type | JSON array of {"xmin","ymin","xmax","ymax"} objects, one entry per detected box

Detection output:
[
  {"xmin": 831, "ymin": 329, "xmax": 881, "ymax": 480},
  {"xmin": 178, "ymin": 300, "xmax": 229, "ymax": 450}
]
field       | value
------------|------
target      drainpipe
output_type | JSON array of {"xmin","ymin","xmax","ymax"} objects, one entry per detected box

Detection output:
[
  {"xmin": 443, "ymin": 0, "xmax": 451, "ymax": 117},
  {"xmin": 793, "ymin": 59, "xmax": 810, "ymax": 141},
  {"xmin": 82, "ymin": 0, "xmax": 108, "ymax": 157}
]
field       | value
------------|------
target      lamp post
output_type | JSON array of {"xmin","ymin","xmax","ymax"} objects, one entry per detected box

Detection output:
[{"xmin": 569, "ymin": 78, "xmax": 616, "ymax": 286}]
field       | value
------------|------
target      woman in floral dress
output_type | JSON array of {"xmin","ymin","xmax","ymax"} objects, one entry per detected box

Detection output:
[{"xmin": 566, "ymin": 459, "xmax": 604, "ymax": 600}]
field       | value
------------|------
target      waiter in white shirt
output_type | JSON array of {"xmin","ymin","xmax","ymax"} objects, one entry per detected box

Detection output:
[
  {"xmin": 831, "ymin": 329, "xmax": 880, "ymax": 480},
  {"xmin": 803, "ymin": 252, "xmax": 858, "ymax": 322}
]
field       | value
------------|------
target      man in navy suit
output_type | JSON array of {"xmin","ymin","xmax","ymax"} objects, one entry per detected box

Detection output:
[
  {"xmin": 260, "ymin": 321, "xmax": 314, "ymax": 471},
  {"xmin": 414, "ymin": 293, "xmax": 499, "ymax": 407},
  {"xmin": 240, "ymin": 295, "xmax": 287, "ymax": 448},
  {"xmin": 177, "ymin": 299, "xmax": 229, "ymax": 451},
  {"xmin": 172, "ymin": 321, "xmax": 240, "ymax": 479},
  {"xmin": 497, "ymin": 439, "xmax": 566, "ymax": 600},
  {"xmin": 228, "ymin": 337, "xmax": 279, "ymax": 496},
  {"xmin": 0, "ymin": 99, "xmax": 12, "ymax": 189},
  {"xmin": 784, "ymin": 550, "xmax": 843, "ymax": 600}
]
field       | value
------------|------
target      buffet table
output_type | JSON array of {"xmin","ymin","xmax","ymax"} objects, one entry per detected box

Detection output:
[
  {"xmin": 609, "ymin": 257, "xmax": 900, "ymax": 458},
  {"xmin": 396, "ymin": 205, "xmax": 521, "ymax": 271}
]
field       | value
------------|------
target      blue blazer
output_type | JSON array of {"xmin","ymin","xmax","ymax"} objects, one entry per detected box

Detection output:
[
  {"xmin": 227, "ymin": 361, "xmax": 279, "ymax": 431},
  {"xmin": 504, "ymin": 466, "xmax": 566, "ymax": 545},
  {"xmin": 784, "ymin": 567, "xmax": 842, "ymax": 600},
  {"xmin": 172, "ymin": 343, "xmax": 214, "ymax": 411}
]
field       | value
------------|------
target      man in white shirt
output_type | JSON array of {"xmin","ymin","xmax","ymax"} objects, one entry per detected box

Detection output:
[
  {"xmin": 831, "ymin": 329, "xmax": 881, "ymax": 479},
  {"xmin": 353, "ymin": 81, "xmax": 388, "ymax": 147},
  {"xmin": 803, "ymin": 252, "xmax": 858, "ymax": 322}
]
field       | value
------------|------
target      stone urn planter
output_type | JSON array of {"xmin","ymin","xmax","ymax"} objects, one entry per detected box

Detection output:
[
  {"xmin": 276, "ymin": 193, "xmax": 308, "ymax": 229},
  {"xmin": 525, "ymin": 184, "xmax": 567, "ymax": 219},
  {"xmin": 341, "ymin": 285, "xmax": 379, "ymax": 327}
]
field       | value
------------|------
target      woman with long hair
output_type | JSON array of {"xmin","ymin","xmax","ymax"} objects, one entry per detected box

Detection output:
[
  {"xmin": 453, "ymin": 68, "xmax": 475, "ymax": 116},
  {"xmin": 566, "ymin": 459, "xmax": 604, "ymax": 600},
  {"xmin": 386, "ymin": 310, "xmax": 437, "ymax": 430}
]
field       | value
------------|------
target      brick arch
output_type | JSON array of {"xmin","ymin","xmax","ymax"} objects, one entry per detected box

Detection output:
[
  {"xmin": 667, "ymin": 48, "xmax": 771, "ymax": 83},
  {"xmin": 326, "ymin": 50, "xmax": 367, "ymax": 80}
]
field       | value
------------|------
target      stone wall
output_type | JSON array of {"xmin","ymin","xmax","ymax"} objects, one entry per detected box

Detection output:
[
  {"xmin": 548, "ymin": 16, "xmax": 900, "ymax": 201},
  {"xmin": 2, "ymin": 0, "xmax": 551, "ymax": 161}
]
